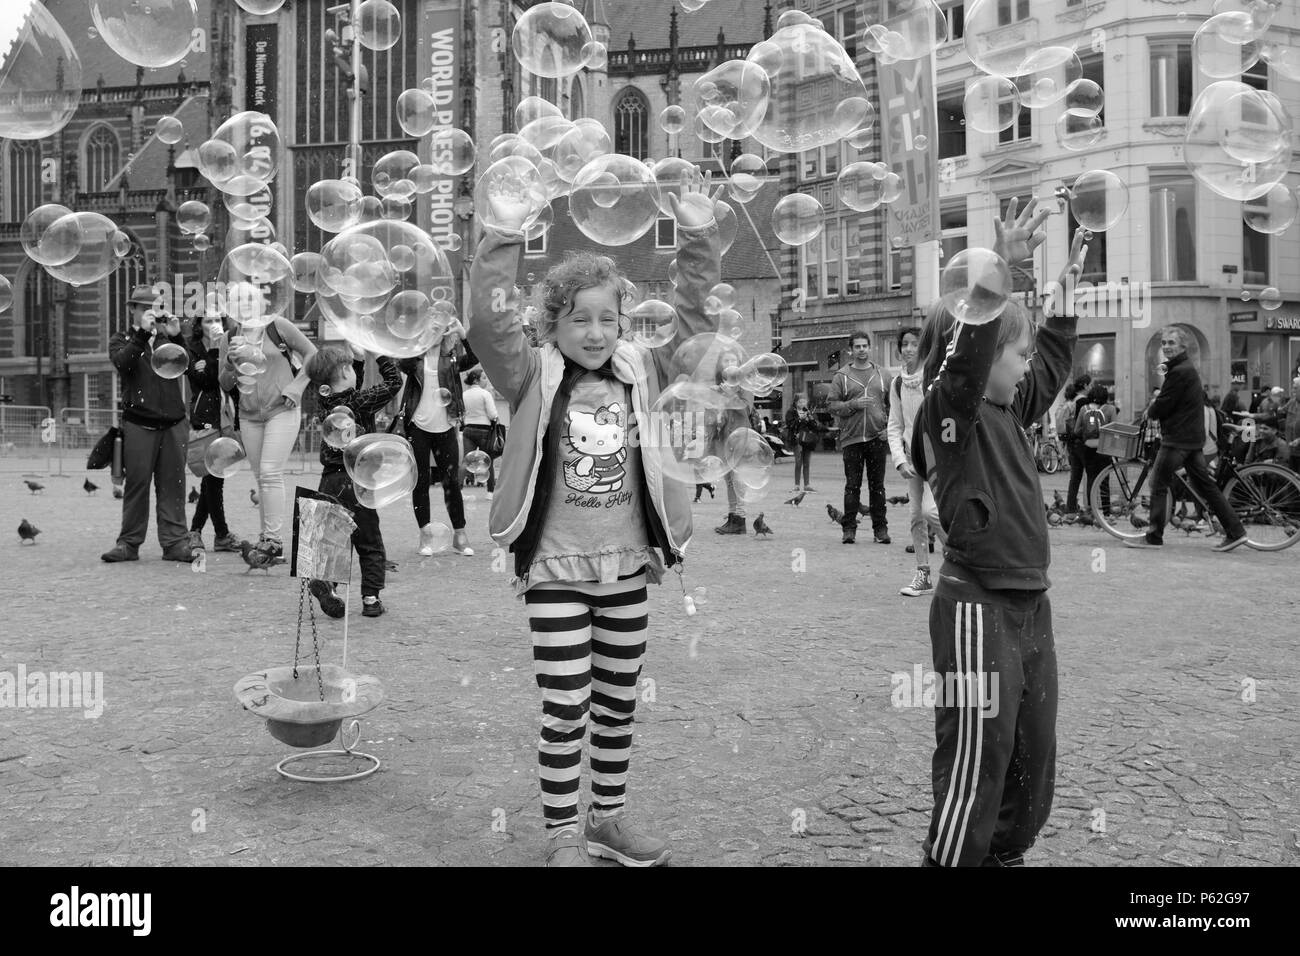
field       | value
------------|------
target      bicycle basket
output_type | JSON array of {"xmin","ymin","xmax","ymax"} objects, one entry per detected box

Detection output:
[{"xmin": 1097, "ymin": 422, "xmax": 1142, "ymax": 459}]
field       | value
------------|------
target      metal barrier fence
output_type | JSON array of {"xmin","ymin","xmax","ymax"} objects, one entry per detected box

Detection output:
[{"xmin": 0, "ymin": 405, "xmax": 53, "ymax": 454}]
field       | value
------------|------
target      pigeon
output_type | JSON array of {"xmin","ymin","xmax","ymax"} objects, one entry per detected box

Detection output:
[
  {"xmin": 112, "ymin": 484, "xmax": 124, "ymax": 499},
  {"xmin": 237, "ymin": 541, "xmax": 280, "ymax": 573},
  {"xmin": 784, "ymin": 491, "xmax": 806, "ymax": 506},
  {"xmin": 753, "ymin": 513, "xmax": 773, "ymax": 537},
  {"xmin": 188, "ymin": 486, "xmax": 200, "ymax": 504},
  {"xmin": 250, "ymin": 488, "xmax": 260, "ymax": 506},
  {"xmin": 23, "ymin": 480, "xmax": 44, "ymax": 494},
  {"xmin": 887, "ymin": 494, "xmax": 910, "ymax": 506},
  {"xmin": 18, "ymin": 519, "xmax": 40, "ymax": 544},
  {"xmin": 827, "ymin": 503, "xmax": 844, "ymax": 525},
  {"xmin": 84, "ymin": 478, "xmax": 99, "ymax": 495}
]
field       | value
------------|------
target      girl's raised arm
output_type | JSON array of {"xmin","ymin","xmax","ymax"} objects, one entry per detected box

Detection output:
[{"xmin": 467, "ymin": 228, "xmax": 536, "ymax": 409}]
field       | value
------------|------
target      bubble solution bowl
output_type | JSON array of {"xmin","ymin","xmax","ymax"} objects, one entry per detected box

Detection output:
[{"xmin": 235, "ymin": 664, "xmax": 384, "ymax": 750}]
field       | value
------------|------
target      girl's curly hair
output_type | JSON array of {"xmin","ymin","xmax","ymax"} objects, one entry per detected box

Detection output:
[{"xmin": 534, "ymin": 251, "xmax": 636, "ymax": 344}]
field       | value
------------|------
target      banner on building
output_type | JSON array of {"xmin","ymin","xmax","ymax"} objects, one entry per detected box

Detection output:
[
  {"xmin": 878, "ymin": 54, "xmax": 939, "ymax": 248},
  {"xmin": 245, "ymin": 22, "xmax": 279, "ymax": 227},
  {"xmin": 417, "ymin": 0, "xmax": 463, "ymax": 277}
]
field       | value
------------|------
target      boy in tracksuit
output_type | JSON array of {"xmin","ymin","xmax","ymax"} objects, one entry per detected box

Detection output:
[{"xmin": 911, "ymin": 206, "xmax": 1086, "ymax": 866}]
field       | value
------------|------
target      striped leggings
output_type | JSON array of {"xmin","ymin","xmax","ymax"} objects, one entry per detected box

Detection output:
[{"xmin": 525, "ymin": 571, "xmax": 649, "ymax": 831}]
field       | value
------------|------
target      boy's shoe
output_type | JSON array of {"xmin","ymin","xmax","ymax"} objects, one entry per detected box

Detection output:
[
  {"xmin": 584, "ymin": 809, "xmax": 671, "ymax": 867},
  {"xmin": 362, "ymin": 596, "xmax": 385, "ymax": 617},
  {"xmin": 1124, "ymin": 535, "xmax": 1163, "ymax": 548},
  {"xmin": 187, "ymin": 530, "xmax": 205, "ymax": 552},
  {"xmin": 842, "ymin": 526, "xmax": 856, "ymax": 544},
  {"xmin": 545, "ymin": 828, "xmax": 592, "ymax": 867},
  {"xmin": 1212, "ymin": 533, "xmax": 1249, "ymax": 553},
  {"xmin": 213, "ymin": 533, "xmax": 243, "ymax": 553},
  {"xmin": 309, "ymin": 579, "xmax": 346, "ymax": 619},
  {"xmin": 100, "ymin": 545, "xmax": 139, "ymax": 563},
  {"xmin": 452, "ymin": 530, "xmax": 474, "ymax": 556},
  {"xmin": 900, "ymin": 567, "xmax": 934, "ymax": 597},
  {"xmin": 418, "ymin": 524, "xmax": 435, "ymax": 556},
  {"xmin": 991, "ymin": 850, "xmax": 1026, "ymax": 867},
  {"xmin": 714, "ymin": 513, "xmax": 746, "ymax": 535}
]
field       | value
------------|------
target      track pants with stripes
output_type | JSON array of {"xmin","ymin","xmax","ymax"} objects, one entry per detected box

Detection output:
[
  {"xmin": 924, "ymin": 569, "xmax": 1058, "ymax": 867},
  {"xmin": 524, "ymin": 571, "xmax": 649, "ymax": 831}
]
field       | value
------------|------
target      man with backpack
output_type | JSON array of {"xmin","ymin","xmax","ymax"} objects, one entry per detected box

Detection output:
[{"xmin": 1075, "ymin": 383, "xmax": 1112, "ymax": 519}]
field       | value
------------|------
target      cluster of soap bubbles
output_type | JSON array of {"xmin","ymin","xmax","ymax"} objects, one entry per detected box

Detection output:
[
  {"xmin": 20, "ymin": 204, "xmax": 135, "ymax": 287},
  {"xmin": 319, "ymin": 407, "xmax": 419, "ymax": 506}
]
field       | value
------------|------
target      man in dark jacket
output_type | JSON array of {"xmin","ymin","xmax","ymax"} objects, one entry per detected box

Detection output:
[
  {"xmin": 102, "ymin": 286, "xmax": 192, "ymax": 562},
  {"xmin": 1126, "ymin": 327, "xmax": 1247, "ymax": 551}
]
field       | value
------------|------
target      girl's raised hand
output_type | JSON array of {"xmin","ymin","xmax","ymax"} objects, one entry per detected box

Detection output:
[
  {"xmin": 993, "ymin": 196, "xmax": 1051, "ymax": 266},
  {"xmin": 666, "ymin": 167, "xmax": 723, "ymax": 229}
]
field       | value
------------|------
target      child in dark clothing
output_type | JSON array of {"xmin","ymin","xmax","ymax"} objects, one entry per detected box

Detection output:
[
  {"xmin": 911, "ymin": 201, "xmax": 1089, "ymax": 867},
  {"xmin": 304, "ymin": 345, "xmax": 403, "ymax": 619}
]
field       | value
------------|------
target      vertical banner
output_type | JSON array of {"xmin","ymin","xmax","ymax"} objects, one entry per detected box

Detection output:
[
  {"xmin": 879, "ymin": 54, "xmax": 939, "ymax": 248},
  {"xmin": 417, "ymin": 1, "xmax": 462, "ymax": 278},
  {"xmin": 245, "ymin": 22, "xmax": 280, "ymax": 229}
]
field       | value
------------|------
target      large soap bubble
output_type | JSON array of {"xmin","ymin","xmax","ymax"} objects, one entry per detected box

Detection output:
[
  {"xmin": 1184, "ymin": 81, "xmax": 1291, "ymax": 201},
  {"xmin": 429, "ymin": 129, "xmax": 477, "ymax": 176},
  {"xmin": 223, "ymin": 183, "xmax": 272, "ymax": 224},
  {"xmin": 216, "ymin": 243, "xmax": 294, "ymax": 328},
  {"xmin": 670, "ymin": 332, "xmax": 750, "ymax": 387},
  {"xmin": 344, "ymin": 433, "xmax": 418, "ymax": 489},
  {"xmin": 724, "ymin": 427, "xmax": 775, "ymax": 489},
  {"xmin": 177, "ymin": 200, "xmax": 211, "ymax": 235},
  {"xmin": 0, "ymin": 2, "xmax": 83, "ymax": 140},
  {"xmin": 863, "ymin": 0, "xmax": 949, "ymax": 61},
  {"xmin": 42, "ymin": 213, "xmax": 128, "ymax": 286},
  {"xmin": 306, "ymin": 178, "xmax": 363, "ymax": 233},
  {"xmin": 21, "ymin": 205, "xmax": 78, "ymax": 266},
  {"xmin": 554, "ymin": 121, "xmax": 612, "ymax": 182},
  {"xmin": 396, "ymin": 88, "xmax": 437, "ymax": 137},
  {"xmin": 772, "ymin": 193, "xmax": 825, "ymax": 246},
  {"xmin": 198, "ymin": 111, "xmax": 282, "ymax": 195},
  {"xmin": 570, "ymin": 155, "xmax": 662, "ymax": 246},
  {"xmin": 1013, "ymin": 47, "xmax": 1081, "ymax": 110},
  {"xmin": 964, "ymin": 76, "xmax": 1021, "ymax": 134},
  {"xmin": 1069, "ymin": 170, "xmax": 1129, "ymax": 233},
  {"xmin": 515, "ymin": 95, "xmax": 563, "ymax": 129},
  {"xmin": 0, "ymin": 277, "xmax": 11, "ymax": 314},
  {"xmin": 321, "ymin": 408, "xmax": 358, "ymax": 449},
  {"xmin": 837, "ymin": 163, "xmax": 888, "ymax": 212},
  {"xmin": 1194, "ymin": 13, "xmax": 1262, "ymax": 80},
  {"xmin": 151, "ymin": 342, "xmax": 189, "ymax": 380},
  {"xmin": 642, "ymin": 381, "xmax": 738, "ymax": 485},
  {"xmin": 940, "ymin": 248, "xmax": 1012, "ymax": 326},
  {"xmin": 373, "ymin": 150, "xmax": 420, "ymax": 199},
  {"xmin": 1242, "ymin": 182, "xmax": 1299, "ymax": 235},
  {"xmin": 694, "ymin": 60, "xmax": 772, "ymax": 140},
  {"xmin": 748, "ymin": 24, "xmax": 871, "ymax": 153},
  {"xmin": 512, "ymin": 1, "xmax": 593, "ymax": 79},
  {"xmin": 90, "ymin": 0, "xmax": 197, "ymax": 69},
  {"xmin": 358, "ymin": 0, "xmax": 402, "ymax": 51},
  {"xmin": 964, "ymin": 0, "xmax": 1038, "ymax": 77},
  {"xmin": 204, "ymin": 436, "xmax": 247, "ymax": 479},
  {"xmin": 474, "ymin": 156, "xmax": 549, "ymax": 234},
  {"xmin": 627, "ymin": 300, "xmax": 678, "ymax": 348}
]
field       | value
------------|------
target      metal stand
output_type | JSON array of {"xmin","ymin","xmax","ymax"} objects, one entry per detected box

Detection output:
[{"xmin": 274, "ymin": 718, "xmax": 380, "ymax": 783}]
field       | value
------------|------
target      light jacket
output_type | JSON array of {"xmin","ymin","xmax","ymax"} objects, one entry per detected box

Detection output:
[
  {"xmin": 467, "ymin": 220, "xmax": 722, "ymax": 589},
  {"xmin": 886, "ymin": 366, "xmax": 924, "ymax": 470},
  {"xmin": 217, "ymin": 317, "xmax": 316, "ymax": 424},
  {"xmin": 828, "ymin": 362, "xmax": 890, "ymax": 449}
]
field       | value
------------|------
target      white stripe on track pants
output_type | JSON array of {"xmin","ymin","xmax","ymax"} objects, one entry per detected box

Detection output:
[
  {"xmin": 924, "ymin": 571, "xmax": 1058, "ymax": 867},
  {"xmin": 525, "ymin": 570, "xmax": 649, "ymax": 830}
]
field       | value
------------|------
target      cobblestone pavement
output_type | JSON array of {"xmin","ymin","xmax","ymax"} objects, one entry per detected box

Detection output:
[{"xmin": 2, "ymin": 453, "xmax": 1298, "ymax": 866}]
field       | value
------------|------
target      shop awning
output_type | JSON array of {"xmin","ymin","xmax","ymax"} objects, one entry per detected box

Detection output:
[{"xmin": 776, "ymin": 338, "xmax": 840, "ymax": 370}]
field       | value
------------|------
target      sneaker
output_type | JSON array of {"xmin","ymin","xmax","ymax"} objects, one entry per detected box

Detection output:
[
  {"xmin": 100, "ymin": 545, "xmax": 139, "ymax": 563},
  {"xmin": 1124, "ymin": 535, "xmax": 1163, "ymax": 549},
  {"xmin": 545, "ymin": 828, "xmax": 592, "ymax": 868},
  {"xmin": 187, "ymin": 530, "xmax": 205, "ymax": 552},
  {"xmin": 1211, "ymin": 533, "xmax": 1249, "ymax": 553},
  {"xmin": 417, "ymin": 524, "xmax": 435, "ymax": 557},
  {"xmin": 485, "ymin": 492, "xmax": 494, "ymax": 501},
  {"xmin": 842, "ymin": 526, "xmax": 856, "ymax": 545},
  {"xmin": 714, "ymin": 514, "xmax": 746, "ymax": 535},
  {"xmin": 905, "ymin": 544, "xmax": 915, "ymax": 554},
  {"xmin": 584, "ymin": 809, "xmax": 671, "ymax": 867},
  {"xmin": 213, "ymin": 533, "xmax": 243, "ymax": 553},
  {"xmin": 900, "ymin": 567, "xmax": 935, "ymax": 597},
  {"xmin": 452, "ymin": 530, "xmax": 474, "ymax": 556},
  {"xmin": 309, "ymin": 579, "xmax": 345, "ymax": 619},
  {"xmin": 362, "ymin": 596, "xmax": 386, "ymax": 618},
  {"xmin": 875, "ymin": 530, "xmax": 892, "ymax": 545}
]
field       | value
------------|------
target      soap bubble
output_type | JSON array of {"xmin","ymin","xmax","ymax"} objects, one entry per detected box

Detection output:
[
  {"xmin": 650, "ymin": 157, "xmax": 697, "ymax": 216},
  {"xmin": 90, "ymin": 0, "xmax": 197, "ymax": 69},
  {"xmin": 223, "ymin": 183, "xmax": 273, "ymax": 223},
  {"xmin": 642, "ymin": 381, "xmax": 738, "ymax": 485},
  {"xmin": 204, "ymin": 437, "xmax": 247, "ymax": 479},
  {"xmin": 429, "ymin": 128, "xmax": 477, "ymax": 176},
  {"xmin": 1064, "ymin": 78, "xmax": 1104, "ymax": 117},
  {"xmin": 290, "ymin": 252, "xmax": 322, "ymax": 293},
  {"xmin": 738, "ymin": 353, "xmax": 788, "ymax": 394},
  {"xmin": 866, "ymin": 0, "xmax": 950, "ymax": 61},
  {"xmin": 0, "ymin": 278, "xmax": 11, "ymax": 314},
  {"xmin": 150, "ymin": 342, "xmax": 189, "ymax": 380},
  {"xmin": 193, "ymin": 234, "xmax": 211, "ymax": 251},
  {"xmin": 1069, "ymin": 170, "xmax": 1129, "ymax": 232},
  {"xmin": 474, "ymin": 156, "xmax": 549, "ymax": 233},
  {"xmin": 232, "ymin": 340, "xmax": 268, "ymax": 376},
  {"xmin": 1013, "ymin": 47, "xmax": 1081, "ymax": 109},
  {"xmin": 306, "ymin": 178, "xmax": 364, "ymax": 233},
  {"xmin": 198, "ymin": 111, "xmax": 282, "ymax": 195},
  {"xmin": 344, "ymin": 433, "xmax": 418, "ymax": 489},
  {"xmin": 358, "ymin": 0, "xmax": 402, "ymax": 51},
  {"xmin": 728, "ymin": 153, "xmax": 768, "ymax": 199},
  {"xmin": 964, "ymin": 0, "xmax": 1040, "ymax": 77},
  {"xmin": 628, "ymin": 300, "xmax": 678, "ymax": 348},
  {"xmin": 715, "ymin": 200, "xmax": 739, "ymax": 256},
  {"xmin": 463, "ymin": 450, "xmax": 491, "ymax": 481},
  {"xmin": 396, "ymin": 88, "xmax": 438, "ymax": 137},
  {"xmin": 1057, "ymin": 113, "xmax": 1104, "ymax": 150},
  {"xmin": 322, "ymin": 409, "xmax": 358, "ymax": 449},
  {"xmin": 964, "ymin": 76, "xmax": 1020, "ymax": 135},
  {"xmin": 512, "ymin": 1, "xmax": 593, "ymax": 79},
  {"xmin": 236, "ymin": 0, "xmax": 287, "ymax": 13},
  {"xmin": 1184, "ymin": 82, "xmax": 1291, "ymax": 201},
  {"xmin": 226, "ymin": 216, "xmax": 276, "ymax": 250},
  {"xmin": 582, "ymin": 40, "xmax": 608, "ymax": 70},
  {"xmin": 1194, "ymin": 13, "xmax": 1261, "ymax": 79},
  {"xmin": 176, "ymin": 200, "xmax": 211, "ymax": 235},
  {"xmin": 570, "ymin": 154, "xmax": 661, "ymax": 246},
  {"xmin": 515, "ymin": 95, "xmax": 563, "ymax": 129},
  {"xmin": 1243, "ymin": 183, "xmax": 1299, "ymax": 235},
  {"xmin": 670, "ymin": 332, "xmax": 750, "ymax": 388},
  {"xmin": 42, "ymin": 213, "xmax": 127, "ymax": 286},
  {"xmin": 837, "ymin": 163, "xmax": 888, "ymax": 212},
  {"xmin": 1259, "ymin": 35, "xmax": 1300, "ymax": 82},
  {"xmin": 695, "ymin": 60, "xmax": 772, "ymax": 140},
  {"xmin": 518, "ymin": 114, "xmax": 575, "ymax": 154},
  {"xmin": 1259, "ymin": 286, "xmax": 1283, "ymax": 310},
  {"xmin": 709, "ymin": 283, "xmax": 737, "ymax": 311},
  {"xmin": 155, "ymin": 115, "xmax": 184, "ymax": 144},
  {"xmin": 747, "ymin": 24, "xmax": 868, "ymax": 153},
  {"xmin": 555, "ymin": 121, "xmax": 612, "ymax": 181},
  {"xmin": 21, "ymin": 205, "xmax": 78, "ymax": 266},
  {"xmin": 0, "ymin": 2, "xmax": 83, "ymax": 140},
  {"xmin": 659, "ymin": 105, "xmax": 687, "ymax": 134},
  {"xmin": 216, "ymin": 244, "xmax": 294, "ymax": 328},
  {"xmin": 724, "ymin": 427, "xmax": 775, "ymax": 489},
  {"xmin": 373, "ymin": 149, "xmax": 420, "ymax": 199},
  {"xmin": 940, "ymin": 248, "xmax": 1012, "ymax": 326},
  {"xmin": 772, "ymin": 193, "xmax": 824, "ymax": 246}
]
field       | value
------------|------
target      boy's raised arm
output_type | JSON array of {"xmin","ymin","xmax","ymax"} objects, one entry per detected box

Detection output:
[{"xmin": 1013, "ymin": 227, "xmax": 1088, "ymax": 426}]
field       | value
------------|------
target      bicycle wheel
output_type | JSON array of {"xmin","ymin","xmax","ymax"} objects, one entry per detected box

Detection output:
[
  {"xmin": 1090, "ymin": 459, "xmax": 1152, "ymax": 541},
  {"xmin": 1041, "ymin": 442, "xmax": 1062, "ymax": 475},
  {"xmin": 1222, "ymin": 463, "xmax": 1300, "ymax": 550}
]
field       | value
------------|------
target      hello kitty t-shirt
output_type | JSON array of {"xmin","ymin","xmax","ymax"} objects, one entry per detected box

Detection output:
[{"xmin": 528, "ymin": 376, "xmax": 662, "ymax": 588}]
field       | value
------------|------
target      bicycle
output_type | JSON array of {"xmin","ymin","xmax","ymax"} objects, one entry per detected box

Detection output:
[
  {"xmin": 1089, "ymin": 418, "xmax": 1300, "ymax": 550},
  {"xmin": 1028, "ymin": 423, "xmax": 1063, "ymax": 474}
]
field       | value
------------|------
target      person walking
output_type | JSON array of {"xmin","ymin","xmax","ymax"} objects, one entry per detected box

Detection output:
[
  {"xmin": 218, "ymin": 315, "xmax": 317, "ymax": 560},
  {"xmin": 101, "ymin": 287, "xmax": 192, "ymax": 563},
  {"xmin": 1075, "ymin": 382, "xmax": 1113, "ymax": 520},
  {"xmin": 184, "ymin": 309, "xmax": 242, "ymax": 554},
  {"xmin": 827, "ymin": 329, "xmax": 891, "ymax": 544},
  {"xmin": 1126, "ymin": 326, "xmax": 1248, "ymax": 552},
  {"xmin": 1062, "ymin": 374, "xmax": 1091, "ymax": 517},
  {"xmin": 784, "ymin": 397, "xmax": 826, "ymax": 492},
  {"xmin": 460, "ymin": 368, "xmax": 501, "ymax": 498},
  {"xmin": 397, "ymin": 318, "xmax": 479, "ymax": 556}
]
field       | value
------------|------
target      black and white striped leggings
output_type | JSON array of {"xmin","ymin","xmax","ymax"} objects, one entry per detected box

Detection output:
[{"xmin": 524, "ymin": 570, "xmax": 649, "ymax": 831}]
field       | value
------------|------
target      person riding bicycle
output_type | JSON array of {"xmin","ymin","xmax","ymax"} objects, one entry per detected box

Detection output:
[{"xmin": 1126, "ymin": 327, "xmax": 1248, "ymax": 552}]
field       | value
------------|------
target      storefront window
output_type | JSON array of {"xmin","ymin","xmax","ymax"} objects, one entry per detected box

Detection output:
[{"xmin": 1073, "ymin": 334, "xmax": 1115, "ymax": 384}]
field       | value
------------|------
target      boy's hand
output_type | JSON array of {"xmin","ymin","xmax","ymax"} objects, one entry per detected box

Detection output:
[
  {"xmin": 667, "ymin": 168, "xmax": 723, "ymax": 229},
  {"xmin": 1044, "ymin": 228, "xmax": 1090, "ymax": 318},
  {"xmin": 993, "ymin": 196, "xmax": 1050, "ymax": 266}
]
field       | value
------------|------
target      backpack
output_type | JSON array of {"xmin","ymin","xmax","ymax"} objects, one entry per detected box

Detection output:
[{"xmin": 1079, "ymin": 403, "xmax": 1105, "ymax": 448}]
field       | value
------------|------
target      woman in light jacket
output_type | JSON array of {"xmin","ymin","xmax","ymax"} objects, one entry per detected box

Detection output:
[{"xmin": 461, "ymin": 368, "xmax": 501, "ymax": 496}]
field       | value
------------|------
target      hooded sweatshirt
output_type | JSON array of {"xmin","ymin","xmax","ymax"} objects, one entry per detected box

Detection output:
[{"xmin": 827, "ymin": 362, "xmax": 890, "ymax": 449}]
